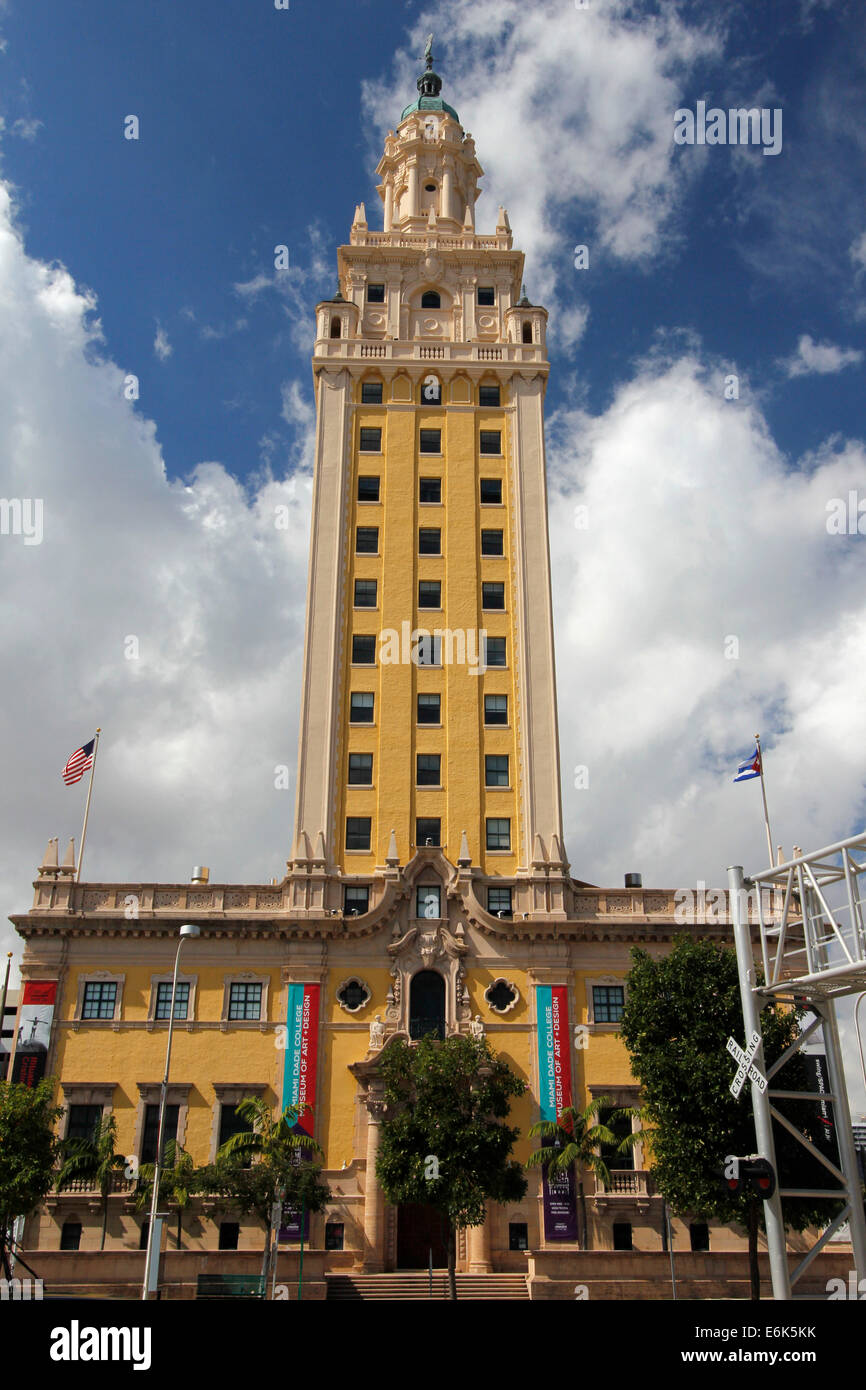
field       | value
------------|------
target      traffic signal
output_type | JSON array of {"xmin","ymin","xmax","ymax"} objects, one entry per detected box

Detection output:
[{"xmin": 718, "ymin": 1155, "xmax": 776, "ymax": 1200}]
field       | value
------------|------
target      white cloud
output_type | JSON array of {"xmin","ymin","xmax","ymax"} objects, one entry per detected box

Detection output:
[
  {"xmin": 784, "ymin": 333, "xmax": 864, "ymax": 378},
  {"xmin": 0, "ymin": 181, "xmax": 311, "ymax": 969},
  {"xmin": 850, "ymin": 232, "xmax": 866, "ymax": 270},
  {"xmin": 153, "ymin": 322, "xmax": 172, "ymax": 361},
  {"xmin": 547, "ymin": 346, "xmax": 866, "ymax": 891},
  {"xmin": 362, "ymin": 0, "xmax": 722, "ymax": 301},
  {"xmin": 11, "ymin": 117, "xmax": 43, "ymax": 141}
]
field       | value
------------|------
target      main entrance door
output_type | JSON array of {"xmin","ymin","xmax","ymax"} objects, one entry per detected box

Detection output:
[{"xmin": 396, "ymin": 1203, "xmax": 448, "ymax": 1269}]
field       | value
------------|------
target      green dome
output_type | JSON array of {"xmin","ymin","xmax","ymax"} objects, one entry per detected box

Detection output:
[{"xmin": 400, "ymin": 94, "xmax": 461, "ymax": 124}]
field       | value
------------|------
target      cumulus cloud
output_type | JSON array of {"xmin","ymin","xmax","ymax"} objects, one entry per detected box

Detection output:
[
  {"xmin": 0, "ymin": 182, "xmax": 312, "ymax": 965},
  {"xmin": 784, "ymin": 333, "xmax": 864, "ymax": 377},
  {"xmin": 362, "ymin": 0, "xmax": 722, "ymax": 302},
  {"xmin": 547, "ymin": 345, "xmax": 866, "ymax": 895}
]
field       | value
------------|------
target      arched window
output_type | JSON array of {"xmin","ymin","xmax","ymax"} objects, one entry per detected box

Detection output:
[
  {"xmin": 522, "ymin": 321, "xmax": 533, "ymax": 344},
  {"xmin": 330, "ymin": 317, "xmax": 342, "ymax": 339},
  {"xmin": 409, "ymin": 970, "xmax": 445, "ymax": 1040},
  {"xmin": 421, "ymin": 291, "xmax": 441, "ymax": 309}
]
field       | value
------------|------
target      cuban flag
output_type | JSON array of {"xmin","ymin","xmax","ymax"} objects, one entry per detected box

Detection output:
[{"xmin": 733, "ymin": 744, "xmax": 761, "ymax": 783}]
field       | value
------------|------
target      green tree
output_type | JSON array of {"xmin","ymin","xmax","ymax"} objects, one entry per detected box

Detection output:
[
  {"xmin": 619, "ymin": 937, "xmax": 836, "ymax": 1299},
  {"xmin": 0, "ymin": 1078, "xmax": 63, "ymax": 1276},
  {"xmin": 210, "ymin": 1098, "xmax": 330, "ymax": 1280},
  {"xmin": 376, "ymin": 1032, "xmax": 528, "ymax": 1301},
  {"xmin": 135, "ymin": 1140, "xmax": 197, "ymax": 1249},
  {"xmin": 526, "ymin": 1096, "xmax": 641, "ymax": 1249},
  {"xmin": 57, "ymin": 1112, "xmax": 128, "ymax": 1250}
]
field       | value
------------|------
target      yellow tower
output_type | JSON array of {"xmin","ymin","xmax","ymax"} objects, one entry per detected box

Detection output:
[{"xmin": 292, "ymin": 44, "xmax": 570, "ymax": 907}]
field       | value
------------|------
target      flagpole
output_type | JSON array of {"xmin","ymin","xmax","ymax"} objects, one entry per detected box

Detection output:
[
  {"xmin": 75, "ymin": 728, "xmax": 101, "ymax": 884},
  {"xmin": 755, "ymin": 732, "xmax": 774, "ymax": 870}
]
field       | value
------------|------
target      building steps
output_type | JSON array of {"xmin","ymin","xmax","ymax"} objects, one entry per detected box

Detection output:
[{"xmin": 326, "ymin": 1272, "xmax": 530, "ymax": 1301}]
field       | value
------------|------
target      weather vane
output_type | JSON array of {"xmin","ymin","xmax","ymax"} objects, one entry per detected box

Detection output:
[{"xmin": 424, "ymin": 34, "xmax": 434, "ymax": 68}]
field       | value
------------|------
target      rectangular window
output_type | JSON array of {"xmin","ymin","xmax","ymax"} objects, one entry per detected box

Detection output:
[
  {"xmin": 484, "ymin": 694, "xmax": 508, "ymax": 725},
  {"xmin": 141, "ymin": 1104, "xmax": 179, "ymax": 1164},
  {"xmin": 480, "ymin": 478, "xmax": 502, "ymax": 504},
  {"xmin": 488, "ymin": 886, "xmax": 513, "ymax": 917},
  {"xmin": 416, "ymin": 753, "xmax": 441, "ymax": 786},
  {"xmin": 346, "ymin": 817, "xmax": 372, "ymax": 851},
  {"xmin": 361, "ymin": 380, "xmax": 383, "ymax": 403},
  {"xmin": 217, "ymin": 1106, "xmax": 253, "ymax": 1164},
  {"xmin": 357, "ymin": 476, "xmax": 380, "ymax": 502},
  {"xmin": 593, "ymin": 985, "xmax": 625, "ymax": 1024},
  {"xmin": 613, "ymin": 1222, "xmax": 633, "ymax": 1251},
  {"xmin": 350, "ymin": 692, "xmax": 374, "ymax": 723},
  {"xmin": 600, "ymin": 1107, "xmax": 634, "ymax": 1171},
  {"xmin": 344, "ymin": 885, "xmax": 370, "ymax": 916},
  {"xmin": 486, "ymin": 818, "xmax": 510, "ymax": 851},
  {"xmin": 81, "ymin": 981, "xmax": 117, "ymax": 1020},
  {"xmin": 60, "ymin": 1221, "xmax": 82, "ymax": 1251},
  {"xmin": 416, "ymin": 885, "xmax": 441, "ymax": 918},
  {"xmin": 355, "ymin": 526, "xmax": 378, "ymax": 554},
  {"xmin": 480, "ymin": 430, "xmax": 502, "ymax": 455},
  {"xmin": 477, "ymin": 286, "xmax": 495, "ymax": 306},
  {"xmin": 485, "ymin": 754, "xmax": 509, "ymax": 787},
  {"xmin": 418, "ymin": 580, "xmax": 441, "ymax": 609},
  {"xmin": 366, "ymin": 284, "xmax": 385, "ymax": 303},
  {"xmin": 218, "ymin": 1222, "xmax": 240, "ymax": 1250},
  {"xmin": 348, "ymin": 752, "xmax": 373, "ymax": 786},
  {"xmin": 325, "ymin": 1222, "xmax": 345, "ymax": 1251},
  {"xmin": 419, "ymin": 477, "xmax": 441, "ymax": 504},
  {"xmin": 354, "ymin": 578, "xmax": 377, "ymax": 608},
  {"xmin": 66, "ymin": 1104, "xmax": 102, "ymax": 1143},
  {"xmin": 481, "ymin": 529, "xmax": 503, "ymax": 556},
  {"xmin": 479, "ymin": 384, "xmax": 501, "ymax": 406},
  {"xmin": 690, "ymin": 1223, "xmax": 710, "ymax": 1252},
  {"xmin": 418, "ymin": 528, "xmax": 441, "ymax": 555},
  {"xmin": 419, "ymin": 429, "xmax": 441, "ymax": 454},
  {"xmin": 352, "ymin": 635, "xmax": 376, "ymax": 665},
  {"xmin": 415, "ymin": 635, "xmax": 441, "ymax": 667},
  {"xmin": 416, "ymin": 818, "xmax": 441, "ymax": 847},
  {"xmin": 509, "ymin": 1221, "xmax": 528, "ymax": 1251},
  {"xmin": 155, "ymin": 981, "xmax": 190, "ymax": 1020},
  {"xmin": 417, "ymin": 693, "xmax": 441, "ymax": 724},
  {"xmin": 482, "ymin": 582, "xmax": 505, "ymax": 610},
  {"xmin": 228, "ymin": 983, "xmax": 262, "ymax": 1021},
  {"xmin": 359, "ymin": 427, "xmax": 382, "ymax": 452},
  {"xmin": 484, "ymin": 636, "xmax": 507, "ymax": 667}
]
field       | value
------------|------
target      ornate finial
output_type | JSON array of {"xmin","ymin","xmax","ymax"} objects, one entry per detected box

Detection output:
[
  {"xmin": 424, "ymin": 34, "xmax": 434, "ymax": 69},
  {"xmin": 417, "ymin": 36, "xmax": 443, "ymax": 101}
]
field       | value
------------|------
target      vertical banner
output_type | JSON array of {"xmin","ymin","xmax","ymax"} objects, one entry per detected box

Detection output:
[
  {"xmin": 279, "ymin": 982, "xmax": 320, "ymax": 1242},
  {"xmin": 12, "ymin": 981, "xmax": 56, "ymax": 1087},
  {"xmin": 535, "ymin": 985, "xmax": 579, "ymax": 1241}
]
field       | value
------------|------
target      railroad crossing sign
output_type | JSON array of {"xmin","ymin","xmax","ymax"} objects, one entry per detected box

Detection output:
[{"xmin": 726, "ymin": 1030, "xmax": 767, "ymax": 1098}]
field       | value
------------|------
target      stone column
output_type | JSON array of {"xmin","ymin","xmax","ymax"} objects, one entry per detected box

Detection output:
[
  {"xmin": 441, "ymin": 166, "xmax": 453, "ymax": 222},
  {"xmin": 468, "ymin": 1205, "xmax": 493, "ymax": 1273},
  {"xmin": 362, "ymin": 1093, "xmax": 386, "ymax": 1272}
]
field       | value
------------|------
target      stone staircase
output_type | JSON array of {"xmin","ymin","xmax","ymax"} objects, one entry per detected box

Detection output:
[{"xmin": 326, "ymin": 1272, "xmax": 530, "ymax": 1301}]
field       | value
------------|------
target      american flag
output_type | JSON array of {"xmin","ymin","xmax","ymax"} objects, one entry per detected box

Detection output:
[{"xmin": 63, "ymin": 738, "xmax": 95, "ymax": 786}]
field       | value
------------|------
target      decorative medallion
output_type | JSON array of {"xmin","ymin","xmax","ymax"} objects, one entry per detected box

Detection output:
[
  {"xmin": 484, "ymin": 978, "xmax": 520, "ymax": 1014},
  {"xmin": 337, "ymin": 977, "xmax": 371, "ymax": 1013}
]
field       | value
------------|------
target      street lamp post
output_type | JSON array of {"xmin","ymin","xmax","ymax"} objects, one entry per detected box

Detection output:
[{"xmin": 141, "ymin": 924, "xmax": 200, "ymax": 1300}]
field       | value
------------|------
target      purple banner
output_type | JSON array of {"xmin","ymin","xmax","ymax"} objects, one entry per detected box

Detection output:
[{"xmin": 541, "ymin": 1140, "xmax": 579, "ymax": 1241}]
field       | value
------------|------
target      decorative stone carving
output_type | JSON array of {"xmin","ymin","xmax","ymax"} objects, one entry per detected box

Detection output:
[
  {"xmin": 484, "ymin": 978, "xmax": 520, "ymax": 1015},
  {"xmin": 369, "ymin": 1015, "xmax": 384, "ymax": 1050},
  {"xmin": 153, "ymin": 891, "xmax": 182, "ymax": 909},
  {"xmin": 224, "ymin": 890, "xmax": 251, "ymax": 909},
  {"xmin": 336, "ymin": 978, "xmax": 371, "ymax": 1014},
  {"xmin": 470, "ymin": 1015, "xmax": 485, "ymax": 1039}
]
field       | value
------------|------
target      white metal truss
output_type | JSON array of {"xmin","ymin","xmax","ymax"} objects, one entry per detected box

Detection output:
[{"xmin": 727, "ymin": 832, "xmax": 866, "ymax": 1301}]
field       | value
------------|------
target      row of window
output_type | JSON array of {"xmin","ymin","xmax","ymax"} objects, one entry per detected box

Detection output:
[
  {"xmin": 349, "ymin": 692, "xmax": 508, "ymax": 725},
  {"xmin": 352, "ymin": 634, "xmax": 508, "ymax": 666},
  {"xmin": 359, "ymin": 381, "xmax": 501, "ymax": 407},
  {"xmin": 355, "ymin": 527, "xmax": 504, "ymax": 556},
  {"xmin": 358, "ymin": 477, "xmax": 504, "ymax": 506},
  {"xmin": 346, "ymin": 752, "xmax": 509, "ymax": 789},
  {"xmin": 365, "ymin": 285, "xmax": 500, "ymax": 309},
  {"xmin": 80, "ymin": 980, "xmax": 262, "ymax": 1023},
  {"xmin": 345, "ymin": 816, "xmax": 511, "ymax": 853},
  {"xmin": 352, "ymin": 578, "xmax": 506, "ymax": 611},
  {"xmin": 359, "ymin": 428, "xmax": 501, "ymax": 455}
]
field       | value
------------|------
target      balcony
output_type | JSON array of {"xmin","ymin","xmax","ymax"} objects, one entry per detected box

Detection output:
[{"xmin": 594, "ymin": 1170, "xmax": 656, "ymax": 1202}]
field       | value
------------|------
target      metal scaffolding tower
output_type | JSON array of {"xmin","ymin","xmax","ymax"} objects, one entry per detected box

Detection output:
[{"xmin": 728, "ymin": 830, "xmax": 866, "ymax": 1301}]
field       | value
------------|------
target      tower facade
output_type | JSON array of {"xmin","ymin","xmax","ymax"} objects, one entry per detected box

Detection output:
[{"xmin": 291, "ymin": 49, "xmax": 569, "ymax": 899}]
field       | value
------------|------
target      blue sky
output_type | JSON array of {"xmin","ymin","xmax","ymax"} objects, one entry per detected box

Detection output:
[{"xmin": 1, "ymin": 0, "xmax": 866, "ymax": 1108}]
